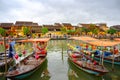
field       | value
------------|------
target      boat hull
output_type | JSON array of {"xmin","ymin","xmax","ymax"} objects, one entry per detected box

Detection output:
[
  {"xmin": 68, "ymin": 58, "xmax": 106, "ymax": 76},
  {"xmin": 6, "ymin": 58, "xmax": 46, "ymax": 79},
  {"xmin": 94, "ymin": 56, "xmax": 120, "ymax": 65}
]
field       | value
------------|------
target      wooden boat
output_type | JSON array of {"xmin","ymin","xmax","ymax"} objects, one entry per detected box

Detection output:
[
  {"xmin": 94, "ymin": 52, "xmax": 120, "ymax": 65},
  {"xmin": 6, "ymin": 54, "xmax": 46, "ymax": 79},
  {"xmin": 5, "ymin": 38, "xmax": 50, "ymax": 79},
  {"xmin": 71, "ymin": 36, "xmax": 120, "ymax": 65},
  {"xmin": 68, "ymin": 58, "xmax": 103, "ymax": 80},
  {"xmin": 67, "ymin": 51, "xmax": 109, "ymax": 76},
  {"xmin": 0, "ymin": 52, "xmax": 13, "ymax": 70}
]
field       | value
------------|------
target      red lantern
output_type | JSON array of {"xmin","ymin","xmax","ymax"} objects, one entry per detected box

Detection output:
[
  {"xmin": 15, "ymin": 54, "xmax": 19, "ymax": 60},
  {"xmin": 22, "ymin": 50, "xmax": 26, "ymax": 54},
  {"xmin": 5, "ymin": 44, "xmax": 9, "ymax": 49},
  {"xmin": 41, "ymin": 50, "xmax": 46, "ymax": 54},
  {"xmin": 35, "ymin": 54, "xmax": 39, "ymax": 60},
  {"xmin": 0, "ymin": 42, "xmax": 3, "ymax": 45}
]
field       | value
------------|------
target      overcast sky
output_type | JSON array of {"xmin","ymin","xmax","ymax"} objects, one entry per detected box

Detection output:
[{"xmin": 0, "ymin": 0, "xmax": 120, "ymax": 26}]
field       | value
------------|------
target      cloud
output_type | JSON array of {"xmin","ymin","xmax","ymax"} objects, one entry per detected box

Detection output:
[{"xmin": 0, "ymin": 0, "xmax": 120, "ymax": 26}]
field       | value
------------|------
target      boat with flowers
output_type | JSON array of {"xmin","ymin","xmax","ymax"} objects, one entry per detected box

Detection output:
[
  {"xmin": 70, "ymin": 36, "xmax": 120, "ymax": 65},
  {"xmin": 67, "ymin": 43, "xmax": 109, "ymax": 76},
  {"xmin": 5, "ymin": 38, "xmax": 50, "ymax": 79}
]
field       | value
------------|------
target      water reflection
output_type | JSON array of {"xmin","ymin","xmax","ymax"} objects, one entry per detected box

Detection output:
[{"xmin": 68, "ymin": 58, "xmax": 103, "ymax": 80}]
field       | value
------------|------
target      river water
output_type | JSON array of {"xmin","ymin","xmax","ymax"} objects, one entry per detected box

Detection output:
[{"xmin": 0, "ymin": 40, "xmax": 120, "ymax": 80}]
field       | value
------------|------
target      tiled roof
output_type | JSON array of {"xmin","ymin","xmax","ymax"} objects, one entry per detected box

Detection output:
[
  {"xmin": 62, "ymin": 23, "xmax": 72, "ymax": 27},
  {"xmin": 0, "ymin": 23, "xmax": 14, "ymax": 27},
  {"xmin": 111, "ymin": 25, "xmax": 120, "ymax": 31},
  {"xmin": 15, "ymin": 21, "xmax": 33, "ymax": 26},
  {"xmin": 32, "ymin": 23, "xmax": 38, "ymax": 26}
]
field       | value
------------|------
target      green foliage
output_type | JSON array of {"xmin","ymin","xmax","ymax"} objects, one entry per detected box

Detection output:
[
  {"xmin": 89, "ymin": 24, "xmax": 96, "ymax": 30},
  {"xmin": 107, "ymin": 28, "xmax": 117, "ymax": 35},
  {"xmin": 41, "ymin": 27, "xmax": 48, "ymax": 34},
  {"xmin": 75, "ymin": 28, "xmax": 82, "ymax": 34},
  {"xmin": 81, "ymin": 27, "xmax": 89, "ymax": 33},
  {"xmin": 60, "ymin": 27, "xmax": 67, "ymax": 34},
  {"xmin": 0, "ymin": 28, "xmax": 6, "ymax": 36},
  {"xmin": 92, "ymin": 28, "xmax": 99, "ymax": 35},
  {"xmin": 23, "ymin": 26, "xmax": 31, "ymax": 36},
  {"xmin": 67, "ymin": 30, "xmax": 75, "ymax": 34}
]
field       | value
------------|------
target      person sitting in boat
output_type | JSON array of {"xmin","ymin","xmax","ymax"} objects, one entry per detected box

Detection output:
[{"xmin": 8, "ymin": 39, "xmax": 16, "ymax": 59}]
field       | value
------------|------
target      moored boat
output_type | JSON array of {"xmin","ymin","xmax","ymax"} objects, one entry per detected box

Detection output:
[
  {"xmin": 6, "ymin": 54, "xmax": 47, "ymax": 79},
  {"xmin": 67, "ymin": 51, "xmax": 109, "ymax": 76},
  {"xmin": 5, "ymin": 38, "xmax": 50, "ymax": 79}
]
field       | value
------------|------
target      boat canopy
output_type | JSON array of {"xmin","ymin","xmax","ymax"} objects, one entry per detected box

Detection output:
[
  {"xmin": 17, "ymin": 38, "xmax": 50, "ymax": 42},
  {"xmin": 71, "ymin": 36, "xmax": 120, "ymax": 47}
]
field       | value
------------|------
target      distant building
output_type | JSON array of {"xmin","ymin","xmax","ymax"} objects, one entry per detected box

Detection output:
[
  {"xmin": 111, "ymin": 25, "xmax": 120, "ymax": 31},
  {"xmin": 61, "ymin": 23, "xmax": 75, "ymax": 30},
  {"xmin": 78, "ymin": 23, "xmax": 109, "ymax": 31},
  {"xmin": 14, "ymin": 21, "xmax": 40, "ymax": 36},
  {"xmin": 96, "ymin": 23, "xmax": 109, "ymax": 31},
  {"xmin": 0, "ymin": 23, "xmax": 14, "ymax": 30}
]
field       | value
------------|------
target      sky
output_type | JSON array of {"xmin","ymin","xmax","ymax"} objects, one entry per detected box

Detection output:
[{"xmin": 0, "ymin": 0, "xmax": 120, "ymax": 27}]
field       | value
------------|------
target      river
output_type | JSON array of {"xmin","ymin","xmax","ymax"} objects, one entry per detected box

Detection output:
[{"xmin": 0, "ymin": 40, "xmax": 120, "ymax": 80}]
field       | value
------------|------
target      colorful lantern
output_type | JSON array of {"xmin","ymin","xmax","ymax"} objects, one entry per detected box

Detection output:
[
  {"xmin": 22, "ymin": 50, "xmax": 26, "ymax": 54},
  {"xmin": 35, "ymin": 54, "xmax": 39, "ymax": 60},
  {"xmin": 15, "ymin": 54, "xmax": 19, "ymax": 60},
  {"xmin": 5, "ymin": 44, "xmax": 9, "ymax": 49}
]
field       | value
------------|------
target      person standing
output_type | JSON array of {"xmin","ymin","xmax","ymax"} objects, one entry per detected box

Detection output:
[{"xmin": 8, "ymin": 39, "xmax": 16, "ymax": 59}]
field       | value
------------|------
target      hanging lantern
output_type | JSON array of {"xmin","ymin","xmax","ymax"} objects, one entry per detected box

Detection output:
[
  {"xmin": 18, "ymin": 53, "xmax": 22, "ymax": 57},
  {"xmin": 14, "ymin": 54, "xmax": 19, "ymax": 60},
  {"xmin": 41, "ymin": 50, "xmax": 46, "ymax": 54},
  {"xmin": 5, "ymin": 44, "xmax": 9, "ymax": 49},
  {"xmin": 22, "ymin": 50, "xmax": 26, "ymax": 54},
  {"xmin": 91, "ymin": 54, "xmax": 94, "ymax": 58},
  {"xmin": 35, "ymin": 54, "xmax": 39, "ymax": 60}
]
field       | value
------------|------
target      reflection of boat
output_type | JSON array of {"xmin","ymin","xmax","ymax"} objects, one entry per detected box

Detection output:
[
  {"xmin": 68, "ymin": 58, "xmax": 103, "ymax": 80},
  {"xmin": 5, "ymin": 38, "xmax": 50, "ymax": 79},
  {"xmin": 67, "ymin": 51, "xmax": 108, "ymax": 76}
]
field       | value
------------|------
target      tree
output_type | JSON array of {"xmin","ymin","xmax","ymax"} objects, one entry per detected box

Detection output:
[
  {"xmin": 107, "ymin": 28, "xmax": 117, "ymax": 35},
  {"xmin": 23, "ymin": 26, "xmax": 31, "ymax": 36},
  {"xmin": 107, "ymin": 28, "xmax": 117, "ymax": 40},
  {"xmin": 75, "ymin": 28, "xmax": 82, "ymax": 35},
  {"xmin": 60, "ymin": 27, "xmax": 67, "ymax": 34},
  {"xmin": 41, "ymin": 27, "xmax": 48, "ymax": 34},
  {"xmin": 92, "ymin": 28, "xmax": 99, "ymax": 35},
  {"xmin": 0, "ymin": 28, "xmax": 6, "ymax": 37},
  {"xmin": 81, "ymin": 27, "xmax": 89, "ymax": 35},
  {"xmin": 67, "ymin": 30, "xmax": 75, "ymax": 35}
]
